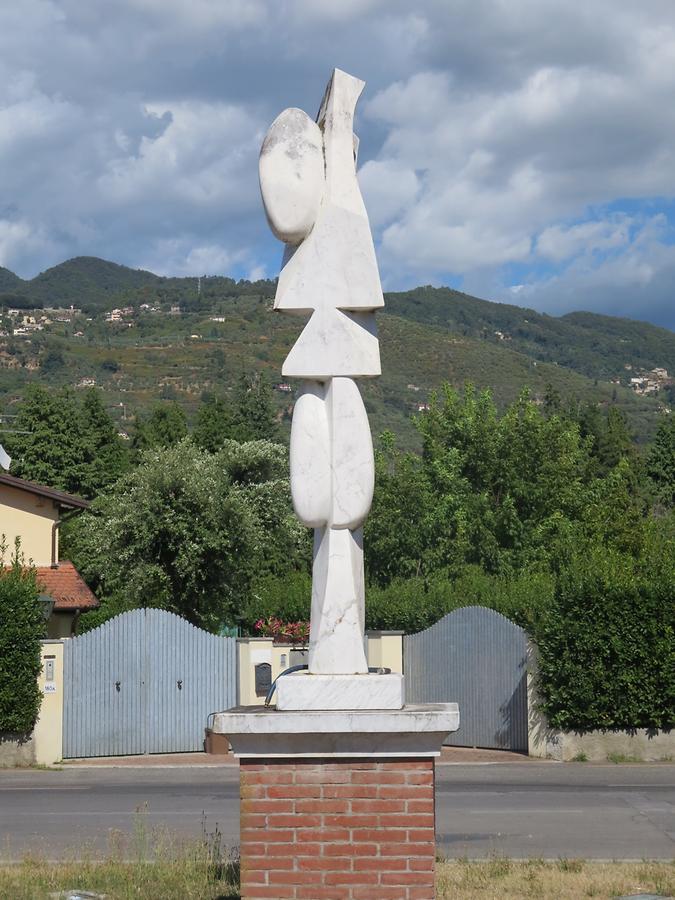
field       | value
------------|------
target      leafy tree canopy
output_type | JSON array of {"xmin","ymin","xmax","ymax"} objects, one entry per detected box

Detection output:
[
  {"xmin": 193, "ymin": 373, "xmax": 280, "ymax": 452},
  {"xmin": 4, "ymin": 385, "xmax": 128, "ymax": 498},
  {"xmin": 70, "ymin": 439, "xmax": 307, "ymax": 632}
]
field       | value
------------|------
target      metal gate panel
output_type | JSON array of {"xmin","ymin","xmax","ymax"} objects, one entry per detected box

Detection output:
[
  {"xmin": 145, "ymin": 608, "xmax": 238, "ymax": 753},
  {"xmin": 63, "ymin": 609, "xmax": 237, "ymax": 758},
  {"xmin": 64, "ymin": 609, "xmax": 146, "ymax": 758},
  {"xmin": 404, "ymin": 606, "xmax": 527, "ymax": 751}
]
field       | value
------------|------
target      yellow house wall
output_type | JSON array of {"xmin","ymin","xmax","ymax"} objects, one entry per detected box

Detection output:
[
  {"xmin": 238, "ymin": 639, "xmax": 305, "ymax": 706},
  {"xmin": 33, "ymin": 640, "xmax": 64, "ymax": 765},
  {"xmin": 0, "ymin": 484, "xmax": 59, "ymax": 566},
  {"xmin": 366, "ymin": 631, "xmax": 404, "ymax": 673},
  {"xmin": 238, "ymin": 638, "xmax": 274, "ymax": 706}
]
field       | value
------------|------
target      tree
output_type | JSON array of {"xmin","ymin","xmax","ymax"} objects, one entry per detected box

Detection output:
[
  {"xmin": 410, "ymin": 384, "xmax": 592, "ymax": 575},
  {"xmin": 542, "ymin": 383, "xmax": 562, "ymax": 416},
  {"xmin": 229, "ymin": 372, "xmax": 279, "ymax": 443},
  {"xmin": 596, "ymin": 406, "xmax": 634, "ymax": 474},
  {"xmin": 365, "ymin": 433, "xmax": 439, "ymax": 584},
  {"xmin": 76, "ymin": 389, "xmax": 129, "ymax": 495},
  {"xmin": 647, "ymin": 414, "xmax": 675, "ymax": 507},
  {"xmin": 70, "ymin": 439, "xmax": 305, "ymax": 631},
  {"xmin": 193, "ymin": 395, "xmax": 234, "ymax": 453},
  {"xmin": 40, "ymin": 347, "xmax": 66, "ymax": 375},
  {"xmin": 0, "ymin": 540, "xmax": 43, "ymax": 734},
  {"xmin": 132, "ymin": 401, "xmax": 188, "ymax": 451},
  {"xmin": 193, "ymin": 374, "xmax": 280, "ymax": 452},
  {"xmin": 5, "ymin": 385, "xmax": 128, "ymax": 498}
]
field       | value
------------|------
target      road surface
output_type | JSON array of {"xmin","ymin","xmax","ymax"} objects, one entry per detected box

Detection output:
[{"xmin": 0, "ymin": 762, "xmax": 673, "ymax": 861}]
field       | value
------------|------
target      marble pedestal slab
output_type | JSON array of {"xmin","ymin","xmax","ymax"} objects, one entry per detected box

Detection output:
[
  {"xmin": 211, "ymin": 703, "xmax": 459, "ymax": 757},
  {"xmin": 275, "ymin": 671, "xmax": 404, "ymax": 711}
]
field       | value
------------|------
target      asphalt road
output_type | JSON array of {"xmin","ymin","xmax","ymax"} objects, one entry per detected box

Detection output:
[{"xmin": 0, "ymin": 762, "xmax": 673, "ymax": 861}]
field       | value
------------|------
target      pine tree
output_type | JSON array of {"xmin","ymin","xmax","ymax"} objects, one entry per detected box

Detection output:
[
  {"xmin": 647, "ymin": 415, "xmax": 675, "ymax": 507},
  {"xmin": 132, "ymin": 402, "xmax": 188, "ymax": 451},
  {"xmin": 5, "ymin": 385, "xmax": 128, "ymax": 498},
  {"xmin": 230, "ymin": 373, "xmax": 280, "ymax": 443},
  {"xmin": 193, "ymin": 395, "xmax": 235, "ymax": 453}
]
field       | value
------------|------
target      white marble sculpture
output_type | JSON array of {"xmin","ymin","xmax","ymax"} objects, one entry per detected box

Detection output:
[{"xmin": 260, "ymin": 69, "xmax": 384, "ymax": 677}]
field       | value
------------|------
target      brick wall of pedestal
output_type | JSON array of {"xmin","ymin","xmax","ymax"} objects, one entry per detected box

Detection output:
[{"xmin": 239, "ymin": 757, "xmax": 436, "ymax": 900}]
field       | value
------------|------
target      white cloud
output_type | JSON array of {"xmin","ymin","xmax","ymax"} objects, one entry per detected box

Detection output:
[
  {"xmin": 0, "ymin": 0, "xmax": 673, "ymax": 326},
  {"xmin": 365, "ymin": 57, "xmax": 675, "ymax": 276},
  {"xmin": 138, "ymin": 238, "xmax": 250, "ymax": 277},
  {"xmin": 358, "ymin": 160, "xmax": 420, "ymax": 230},
  {"xmin": 503, "ymin": 215, "xmax": 675, "ymax": 325},
  {"xmin": 536, "ymin": 218, "xmax": 632, "ymax": 263},
  {"xmin": 0, "ymin": 219, "xmax": 61, "ymax": 275},
  {"xmin": 98, "ymin": 101, "xmax": 261, "ymax": 215},
  {"xmin": 247, "ymin": 263, "xmax": 267, "ymax": 282}
]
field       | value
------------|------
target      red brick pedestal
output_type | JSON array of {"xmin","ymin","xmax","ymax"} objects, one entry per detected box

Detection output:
[
  {"xmin": 212, "ymin": 705, "xmax": 459, "ymax": 900},
  {"xmin": 240, "ymin": 757, "xmax": 436, "ymax": 900}
]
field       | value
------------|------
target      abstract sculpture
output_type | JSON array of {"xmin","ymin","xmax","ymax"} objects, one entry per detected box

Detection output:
[{"xmin": 260, "ymin": 69, "xmax": 383, "ymax": 676}]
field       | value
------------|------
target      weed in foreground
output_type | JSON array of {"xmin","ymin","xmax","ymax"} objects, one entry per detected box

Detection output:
[{"xmin": 557, "ymin": 857, "xmax": 585, "ymax": 872}]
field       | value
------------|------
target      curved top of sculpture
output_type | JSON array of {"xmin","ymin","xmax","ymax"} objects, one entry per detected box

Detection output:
[{"xmin": 259, "ymin": 68, "xmax": 383, "ymax": 380}]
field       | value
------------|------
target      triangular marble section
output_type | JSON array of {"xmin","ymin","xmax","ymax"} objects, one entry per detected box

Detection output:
[
  {"xmin": 281, "ymin": 306, "xmax": 380, "ymax": 379},
  {"xmin": 274, "ymin": 204, "xmax": 384, "ymax": 316}
]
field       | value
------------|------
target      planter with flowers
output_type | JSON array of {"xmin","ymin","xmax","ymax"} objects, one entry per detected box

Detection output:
[{"xmin": 254, "ymin": 616, "xmax": 309, "ymax": 666}]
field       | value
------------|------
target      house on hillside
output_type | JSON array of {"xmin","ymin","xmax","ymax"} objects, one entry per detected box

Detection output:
[{"xmin": 0, "ymin": 473, "xmax": 98, "ymax": 637}]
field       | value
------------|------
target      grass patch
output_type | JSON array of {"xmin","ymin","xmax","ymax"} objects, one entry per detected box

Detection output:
[
  {"xmin": 0, "ymin": 817, "xmax": 240, "ymax": 900},
  {"xmin": 0, "ymin": 840, "xmax": 673, "ymax": 900},
  {"xmin": 436, "ymin": 858, "xmax": 675, "ymax": 898},
  {"xmin": 607, "ymin": 752, "xmax": 643, "ymax": 764}
]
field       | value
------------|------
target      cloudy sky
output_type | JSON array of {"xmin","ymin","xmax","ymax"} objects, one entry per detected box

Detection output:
[{"xmin": 1, "ymin": 0, "xmax": 675, "ymax": 329}]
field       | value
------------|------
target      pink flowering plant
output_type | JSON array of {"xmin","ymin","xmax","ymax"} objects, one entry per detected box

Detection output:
[{"xmin": 254, "ymin": 616, "xmax": 309, "ymax": 646}]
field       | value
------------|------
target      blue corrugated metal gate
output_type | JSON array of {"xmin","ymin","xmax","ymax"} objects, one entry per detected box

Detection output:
[
  {"xmin": 63, "ymin": 609, "xmax": 237, "ymax": 758},
  {"xmin": 404, "ymin": 606, "xmax": 528, "ymax": 751}
]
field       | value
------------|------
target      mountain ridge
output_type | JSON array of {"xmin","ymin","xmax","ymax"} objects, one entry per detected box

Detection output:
[{"xmin": 0, "ymin": 256, "xmax": 672, "ymax": 447}]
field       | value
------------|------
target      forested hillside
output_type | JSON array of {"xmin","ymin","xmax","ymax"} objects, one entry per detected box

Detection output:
[
  {"xmin": 386, "ymin": 286, "xmax": 675, "ymax": 382},
  {"xmin": 0, "ymin": 257, "xmax": 673, "ymax": 447}
]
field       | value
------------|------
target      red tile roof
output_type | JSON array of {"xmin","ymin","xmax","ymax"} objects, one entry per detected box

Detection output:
[{"xmin": 35, "ymin": 561, "xmax": 99, "ymax": 610}]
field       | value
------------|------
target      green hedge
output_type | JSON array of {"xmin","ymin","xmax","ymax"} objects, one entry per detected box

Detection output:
[
  {"xmin": 365, "ymin": 567, "xmax": 553, "ymax": 634},
  {"xmin": 536, "ymin": 545, "xmax": 675, "ymax": 732},
  {"xmin": 0, "ymin": 550, "xmax": 43, "ymax": 734},
  {"xmin": 239, "ymin": 566, "xmax": 553, "ymax": 636}
]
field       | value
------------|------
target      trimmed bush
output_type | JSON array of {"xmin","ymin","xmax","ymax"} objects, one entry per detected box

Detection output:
[
  {"xmin": 536, "ymin": 545, "xmax": 675, "ymax": 732},
  {"xmin": 239, "ymin": 567, "xmax": 553, "ymax": 637},
  {"xmin": 0, "ymin": 545, "xmax": 43, "ymax": 734},
  {"xmin": 365, "ymin": 567, "xmax": 553, "ymax": 634}
]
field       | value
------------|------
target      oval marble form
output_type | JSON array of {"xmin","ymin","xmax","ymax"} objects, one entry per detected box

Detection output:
[
  {"xmin": 260, "ymin": 108, "xmax": 325, "ymax": 245},
  {"xmin": 329, "ymin": 377, "xmax": 374, "ymax": 529},
  {"xmin": 290, "ymin": 382, "xmax": 331, "ymax": 527}
]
